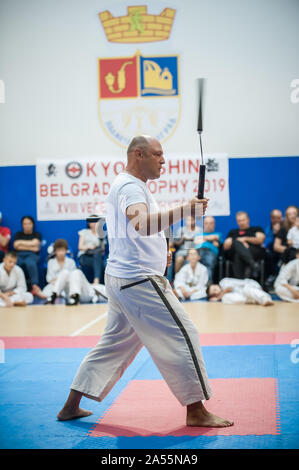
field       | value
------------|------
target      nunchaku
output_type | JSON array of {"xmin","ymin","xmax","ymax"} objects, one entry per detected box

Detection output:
[{"xmin": 197, "ymin": 77, "xmax": 206, "ymax": 200}]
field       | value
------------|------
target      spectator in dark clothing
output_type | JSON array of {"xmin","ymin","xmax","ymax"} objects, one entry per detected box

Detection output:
[
  {"xmin": 0, "ymin": 211, "xmax": 11, "ymax": 263},
  {"xmin": 13, "ymin": 215, "xmax": 46, "ymax": 299},
  {"xmin": 274, "ymin": 205, "xmax": 298, "ymax": 264},
  {"xmin": 264, "ymin": 209, "xmax": 283, "ymax": 288},
  {"xmin": 223, "ymin": 211, "xmax": 265, "ymax": 279}
]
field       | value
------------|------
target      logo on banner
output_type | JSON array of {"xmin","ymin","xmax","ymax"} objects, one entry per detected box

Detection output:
[
  {"xmin": 98, "ymin": 51, "xmax": 180, "ymax": 147},
  {"xmin": 65, "ymin": 161, "xmax": 83, "ymax": 179},
  {"xmin": 98, "ymin": 6, "xmax": 176, "ymax": 43}
]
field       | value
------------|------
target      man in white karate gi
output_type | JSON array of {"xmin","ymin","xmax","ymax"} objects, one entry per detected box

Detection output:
[
  {"xmin": 0, "ymin": 251, "xmax": 33, "ymax": 307},
  {"xmin": 207, "ymin": 277, "xmax": 273, "ymax": 305},
  {"xmin": 274, "ymin": 249, "xmax": 299, "ymax": 302},
  {"xmin": 57, "ymin": 135, "xmax": 233, "ymax": 428},
  {"xmin": 174, "ymin": 248, "xmax": 209, "ymax": 300}
]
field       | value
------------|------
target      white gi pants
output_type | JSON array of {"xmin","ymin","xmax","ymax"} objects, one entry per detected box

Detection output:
[
  {"xmin": 45, "ymin": 269, "xmax": 95, "ymax": 302},
  {"xmin": 71, "ymin": 273, "xmax": 212, "ymax": 406},
  {"xmin": 0, "ymin": 291, "xmax": 33, "ymax": 307}
]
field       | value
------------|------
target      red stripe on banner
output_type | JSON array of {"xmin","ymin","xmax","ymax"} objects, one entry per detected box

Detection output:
[{"xmin": 1, "ymin": 331, "xmax": 297, "ymax": 349}]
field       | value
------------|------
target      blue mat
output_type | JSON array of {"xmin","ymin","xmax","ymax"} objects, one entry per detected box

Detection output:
[{"xmin": 0, "ymin": 344, "xmax": 298, "ymax": 449}]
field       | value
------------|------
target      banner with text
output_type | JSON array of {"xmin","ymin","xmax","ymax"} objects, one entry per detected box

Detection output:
[{"xmin": 36, "ymin": 154, "xmax": 230, "ymax": 221}]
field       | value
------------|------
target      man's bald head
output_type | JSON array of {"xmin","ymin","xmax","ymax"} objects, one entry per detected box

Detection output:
[
  {"xmin": 125, "ymin": 135, "xmax": 165, "ymax": 181},
  {"xmin": 127, "ymin": 135, "xmax": 152, "ymax": 156}
]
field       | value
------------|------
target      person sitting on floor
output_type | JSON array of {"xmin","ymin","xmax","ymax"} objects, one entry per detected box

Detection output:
[
  {"xmin": 46, "ymin": 266, "xmax": 107, "ymax": 305},
  {"xmin": 207, "ymin": 277, "xmax": 273, "ymax": 306},
  {"xmin": 0, "ymin": 251, "xmax": 33, "ymax": 307},
  {"xmin": 43, "ymin": 238, "xmax": 77, "ymax": 301},
  {"xmin": 274, "ymin": 249, "xmax": 299, "ymax": 303},
  {"xmin": 173, "ymin": 215, "xmax": 201, "ymax": 274},
  {"xmin": 173, "ymin": 248, "xmax": 208, "ymax": 301}
]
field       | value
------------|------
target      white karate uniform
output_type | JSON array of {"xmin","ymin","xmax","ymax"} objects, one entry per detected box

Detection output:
[
  {"xmin": 0, "ymin": 262, "xmax": 33, "ymax": 307},
  {"xmin": 219, "ymin": 277, "xmax": 272, "ymax": 305},
  {"xmin": 70, "ymin": 172, "xmax": 211, "ymax": 406},
  {"xmin": 274, "ymin": 259, "xmax": 299, "ymax": 303},
  {"xmin": 174, "ymin": 262, "xmax": 208, "ymax": 300},
  {"xmin": 43, "ymin": 257, "xmax": 76, "ymax": 297},
  {"xmin": 52, "ymin": 268, "xmax": 98, "ymax": 302}
]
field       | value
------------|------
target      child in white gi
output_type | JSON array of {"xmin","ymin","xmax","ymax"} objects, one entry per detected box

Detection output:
[
  {"xmin": 44, "ymin": 239, "xmax": 107, "ymax": 305},
  {"xmin": 0, "ymin": 251, "xmax": 33, "ymax": 307},
  {"xmin": 207, "ymin": 277, "xmax": 273, "ymax": 305},
  {"xmin": 274, "ymin": 249, "xmax": 299, "ymax": 302},
  {"xmin": 174, "ymin": 248, "xmax": 209, "ymax": 300},
  {"xmin": 287, "ymin": 216, "xmax": 299, "ymax": 249},
  {"xmin": 43, "ymin": 239, "xmax": 77, "ymax": 300}
]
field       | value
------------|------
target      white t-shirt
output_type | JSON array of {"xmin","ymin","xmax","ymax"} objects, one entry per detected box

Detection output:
[
  {"xmin": 78, "ymin": 228, "xmax": 101, "ymax": 257},
  {"xmin": 287, "ymin": 226, "xmax": 299, "ymax": 249},
  {"xmin": 105, "ymin": 172, "xmax": 167, "ymax": 278}
]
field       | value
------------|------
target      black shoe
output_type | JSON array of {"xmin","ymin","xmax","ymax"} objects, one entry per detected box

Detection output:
[
  {"xmin": 66, "ymin": 294, "xmax": 80, "ymax": 306},
  {"xmin": 251, "ymin": 262, "xmax": 260, "ymax": 280},
  {"xmin": 44, "ymin": 292, "xmax": 57, "ymax": 305}
]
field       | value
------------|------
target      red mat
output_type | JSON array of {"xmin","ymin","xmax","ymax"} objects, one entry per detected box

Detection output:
[
  {"xmin": 89, "ymin": 378, "xmax": 279, "ymax": 437},
  {"xmin": 1, "ymin": 331, "xmax": 297, "ymax": 348}
]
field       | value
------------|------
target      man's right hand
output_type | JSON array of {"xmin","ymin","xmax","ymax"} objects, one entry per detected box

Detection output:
[{"xmin": 188, "ymin": 197, "xmax": 209, "ymax": 215}]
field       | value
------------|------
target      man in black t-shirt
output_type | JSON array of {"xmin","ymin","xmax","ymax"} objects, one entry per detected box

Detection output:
[{"xmin": 223, "ymin": 211, "xmax": 266, "ymax": 279}]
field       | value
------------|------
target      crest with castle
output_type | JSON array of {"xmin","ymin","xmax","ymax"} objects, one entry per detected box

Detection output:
[{"xmin": 99, "ymin": 5, "xmax": 176, "ymax": 43}]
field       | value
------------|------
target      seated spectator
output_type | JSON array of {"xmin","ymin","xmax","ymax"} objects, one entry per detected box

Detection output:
[
  {"xmin": 0, "ymin": 211, "xmax": 11, "ymax": 263},
  {"xmin": 43, "ymin": 239, "xmax": 77, "ymax": 301},
  {"xmin": 173, "ymin": 215, "xmax": 201, "ymax": 273},
  {"xmin": 207, "ymin": 277, "xmax": 273, "ymax": 306},
  {"xmin": 274, "ymin": 205, "xmax": 298, "ymax": 264},
  {"xmin": 0, "ymin": 251, "xmax": 33, "ymax": 307},
  {"xmin": 13, "ymin": 215, "xmax": 45, "ymax": 298},
  {"xmin": 287, "ymin": 214, "xmax": 299, "ymax": 249},
  {"xmin": 194, "ymin": 216, "xmax": 222, "ymax": 281},
  {"xmin": 46, "ymin": 268, "xmax": 107, "ymax": 306},
  {"xmin": 173, "ymin": 248, "xmax": 208, "ymax": 301},
  {"xmin": 223, "ymin": 211, "xmax": 265, "ymax": 279},
  {"xmin": 78, "ymin": 215, "xmax": 106, "ymax": 284},
  {"xmin": 274, "ymin": 249, "xmax": 299, "ymax": 302},
  {"xmin": 264, "ymin": 209, "xmax": 283, "ymax": 290}
]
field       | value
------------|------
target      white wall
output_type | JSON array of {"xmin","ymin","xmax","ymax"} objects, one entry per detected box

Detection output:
[{"xmin": 0, "ymin": 0, "xmax": 298, "ymax": 166}]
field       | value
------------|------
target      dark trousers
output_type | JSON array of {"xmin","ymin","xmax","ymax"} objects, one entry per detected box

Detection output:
[
  {"xmin": 16, "ymin": 251, "xmax": 40, "ymax": 286},
  {"xmin": 225, "ymin": 240, "xmax": 265, "ymax": 279},
  {"xmin": 79, "ymin": 250, "xmax": 103, "ymax": 281}
]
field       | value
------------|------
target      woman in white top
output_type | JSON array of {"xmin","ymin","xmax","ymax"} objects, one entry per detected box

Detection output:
[{"xmin": 78, "ymin": 216, "xmax": 105, "ymax": 284}]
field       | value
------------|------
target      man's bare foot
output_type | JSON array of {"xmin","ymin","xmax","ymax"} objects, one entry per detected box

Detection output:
[
  {"xmin": 263, "ymin": 300, "xmax": 274, "ymax": 306},
  {"xmin": 186, "ymin": 402, "xmax": 233, "ymax": 428},
  {"xmin": 57, "ymin": 407, "xmax": 93, "ymax": 421}
]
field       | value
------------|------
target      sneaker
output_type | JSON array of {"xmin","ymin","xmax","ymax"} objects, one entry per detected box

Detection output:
[
  {"xmin": 66, "ymin": 294, "xmax": 80, "ymax": 306},
  {"xmin": 44, "ymin": 292, "xmax": 57, "ymax": 305}
]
